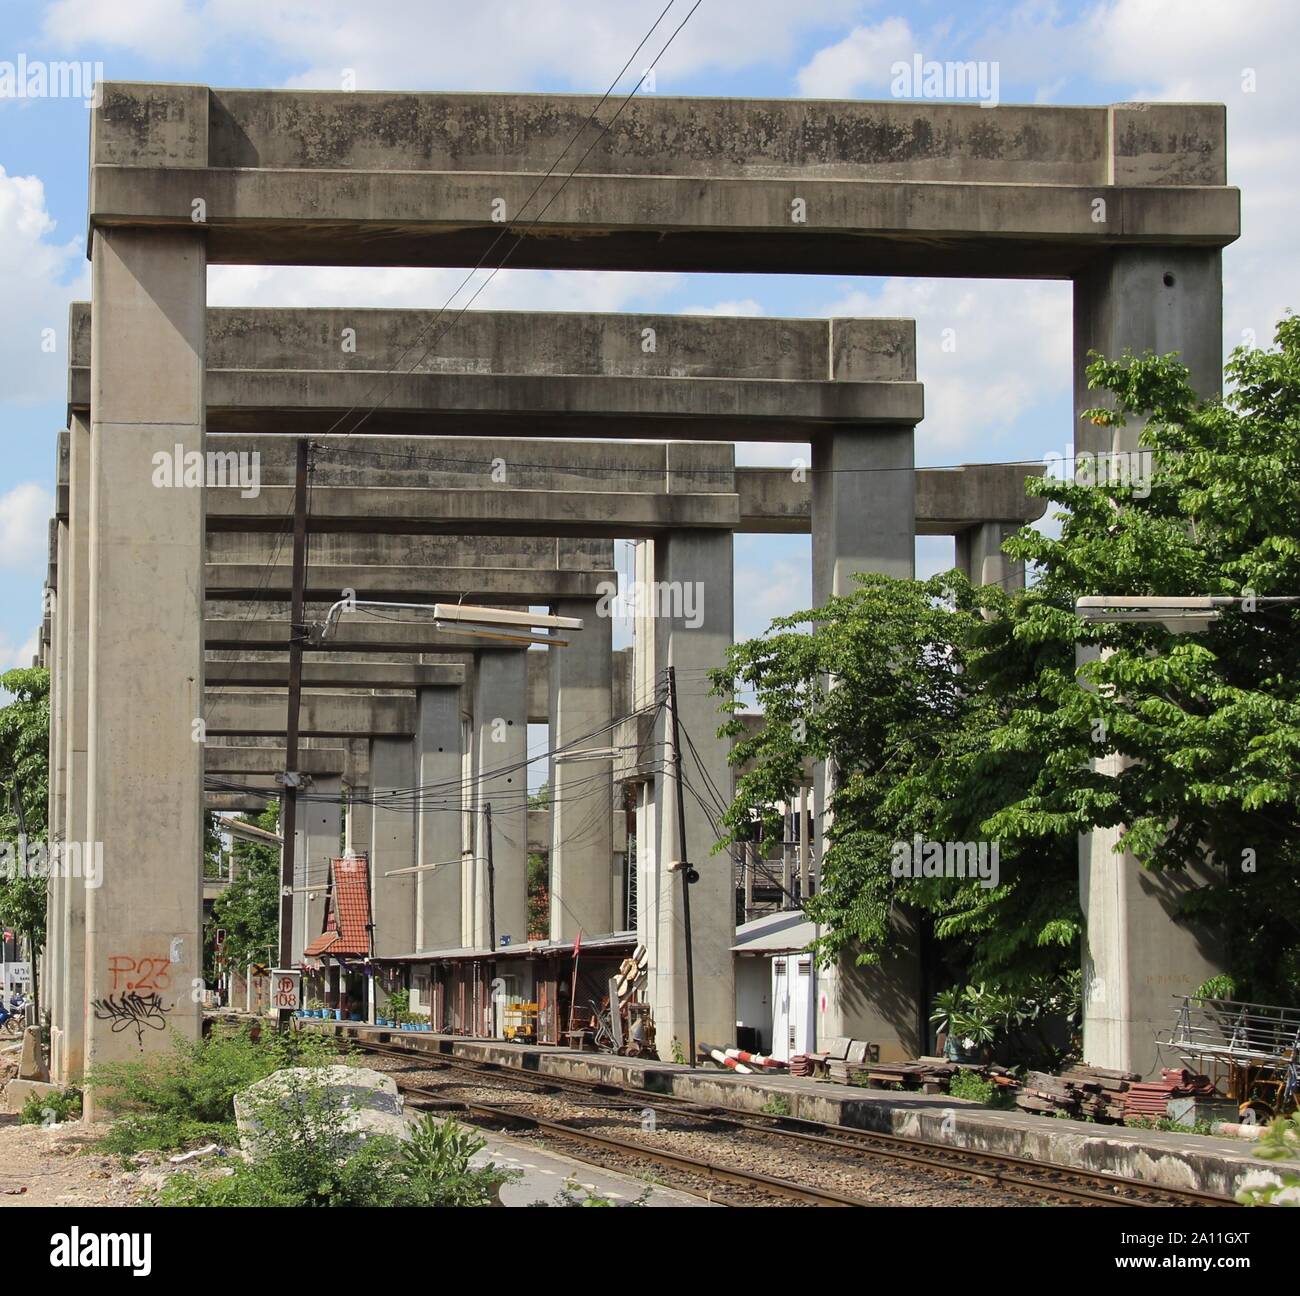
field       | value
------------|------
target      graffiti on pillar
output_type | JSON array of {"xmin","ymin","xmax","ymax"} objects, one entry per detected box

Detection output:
[
  {"xmin": 107, "ymin": 955, "xmax": 173, "ymax": 994},
  {"xmin": 96, "ymin": 955, "xmax": 175, "ymax": 1048},
  {"xmin": 91, "ymin": 990, "xmax": 170, "ymax": 1047}
]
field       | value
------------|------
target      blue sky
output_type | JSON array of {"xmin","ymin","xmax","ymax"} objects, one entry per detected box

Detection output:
[{"xmin": 1, "ymin": 0, "xmax": 1295, "ymax": 669}]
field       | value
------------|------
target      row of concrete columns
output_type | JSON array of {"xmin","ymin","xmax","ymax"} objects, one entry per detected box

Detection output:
[{"xmin": 44, "ymin": 229, "xmax": 1227, "ymax": 1089}]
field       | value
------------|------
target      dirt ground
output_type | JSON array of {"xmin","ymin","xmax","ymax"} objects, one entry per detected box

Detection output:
[{"xmin": 0, "ymin": 1115, "xmax": 152, "ymax": 1207}]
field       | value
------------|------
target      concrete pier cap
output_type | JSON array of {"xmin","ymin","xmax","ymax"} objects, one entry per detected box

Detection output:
[{"xmin": 89, "ymin": 85, "xmax": 1237, "ymax": 274}]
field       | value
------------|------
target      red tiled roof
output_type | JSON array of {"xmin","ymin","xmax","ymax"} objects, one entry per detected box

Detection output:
[{"xmin": 304, "ymin": 855, "xmax": 371, "ymax": 959}]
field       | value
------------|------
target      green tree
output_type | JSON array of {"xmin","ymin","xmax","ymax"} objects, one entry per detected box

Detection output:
[
  {"xmin": 0, "ymin": 667, "xmax": 51, "ymax": 991},
  {"xmin": 985, "ymin": 317, "xmax": 1300, "ymax": 1001},
  {"xmin": 713, "ymin": 316, "xmax": 1300, "ymax": 1006},
  {"xmin": 712, "ymin": 573, "xmax": 1080, "ymax": 989},
  {"xmin": 208, "ymin": 801, "xmax": 280, "ymax": 982}
]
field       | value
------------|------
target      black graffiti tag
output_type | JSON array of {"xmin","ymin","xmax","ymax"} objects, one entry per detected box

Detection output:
[{"xmin": 91, "ymin": 990, "xmax": 170, "ymax": 1048}]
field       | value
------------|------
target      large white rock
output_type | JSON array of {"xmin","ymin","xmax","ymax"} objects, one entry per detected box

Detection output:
[{"xmin": 233, "ymin": 1065, "xmax": 410, "ymax": 1155}]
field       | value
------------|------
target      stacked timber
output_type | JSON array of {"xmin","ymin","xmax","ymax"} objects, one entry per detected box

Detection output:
[
  {"xmin": 1014, "ymin": 1064, "xmax": 1139, "ymax": 1121},
  {"xmin": 862, "ymin": 1057, "xmax": 1015, "ymax": 1094}
]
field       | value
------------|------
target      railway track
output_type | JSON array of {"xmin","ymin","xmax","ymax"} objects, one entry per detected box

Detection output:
[{"xmin": 339, "ymin": 1034, "xmax": 1239, "ymax": 1208}]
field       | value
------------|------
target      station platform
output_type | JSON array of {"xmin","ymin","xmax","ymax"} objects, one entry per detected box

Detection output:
[{"xmin": 309, "ymin": 1024, "xmax": 1265, "ymax": 1199}]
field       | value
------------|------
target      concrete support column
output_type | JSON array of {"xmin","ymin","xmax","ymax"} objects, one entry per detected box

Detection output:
[
  {"xmin": 1073, "ymin": 247, "xmax": 1227, "ymax": 1074},
  {"xmin": 60, "ymin": 414, "xmax": 92, "ymax": 1083},
  {"xmin": 295, "ymin": 776, "xmax": 341, "ymax": 962},
  {"xmin": 47, "ymin": 534, "xmax": 66, "ymax": 1076},
  {"xmin": 370, "ymin": 739, "xmax": 416, "ymax": 962},
  {"xmin": 344, "ymin": 788, "xmax": 371, "ymax": 859},
  {"xmin": 416, "ymin": 687, "xmax": 462, "ymax": 950},
  {"xmin": 85, "ymin": 228, "xmax": 205, "ymax": 1111},
  {"xmin": 548, "ymin": 598, "xmax": 614, "ymax": 941},
  {"xmin": 647, "ymin": 529, "xmax": 734, "ymax": 1053},
  {"xmin": 956, "ymin": 520, "xmax": 1024, "ymax": 591},
  {"xmin": 472, "ymin": 651, "xmax": 527, "ymax": 950},
  {"xmin": 811, "ymin": 426, "xmax": 915, "ymax": 606}
]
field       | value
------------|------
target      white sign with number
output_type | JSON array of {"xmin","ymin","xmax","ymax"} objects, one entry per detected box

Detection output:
[{"xmin": 270, "ymin": 969, "xmax": 301, "ymax": 1011}]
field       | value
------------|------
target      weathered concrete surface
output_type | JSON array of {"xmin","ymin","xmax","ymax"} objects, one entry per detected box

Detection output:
[
  {"xmin": 472, "ymin": 652, "xmax": 528, "ymax": 950},
  {"xmin": 90, "ymin": 86, "xmax": 1237, "ymax": 275},
  {"xmin": 70, "ymin": 303, "xmax": 920, "ymax": 437},
  {"xmin": 416, "ymin": 687, "xmax": 463, "ymax": 952},
  {"xmin": 72, "ymin": 304, "xmax": 914, "ymax": 383},
  {"xmin": 956, "ymin": 519, "xmax": 1024, "ymax": 589},
  {"xmin": 648, "ymin": 531, "xmax": 736, "ymax": 1052},
  {"xmin": 1074, "ymin": 245, "xmax": 1228, "ymax": 1076},
  {"xmin": 295, "ymin": 777, "xmax": 342, "ymax": 963},
  {"xmin": 548, "ymin": 599, "xmax": 614, "ymax": 941},
  {"xmin": 738, "ymin": 463, "xmax": 1047, "ymax": 534},
  {"xmin": 371, "ymin": 737, "xmax": 417, "ymax": 960},
  {"xmin": 205, "ymin": 658, "xmax": 465, "ymax": 690},
  {"xmin": 59, "ymin": 415, "xmax": 91, "ymax": 1084},
  {"xmin": 0, "ymin": 1078, "xmax": 62, "ymax": 1115},
  {"xmin": 204, "ymin": 741, "xmax": 347, "ymax": 775},
  {"xmin": 83, "ymin": 226, "xmax": 205, "ymax": 1119},
  {"xmin": 205, "ymin": 691, "xmax": 416, "ymax": 738}
]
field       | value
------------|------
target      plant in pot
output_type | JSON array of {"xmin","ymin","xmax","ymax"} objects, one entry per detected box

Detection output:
[
  {"xmin": 931, "ymin": 985, "xmax": 1003, "ymax": 1063},
  {"xmin": 387, "ymin": 988, "xmax": 411, "ymax": 1028}
]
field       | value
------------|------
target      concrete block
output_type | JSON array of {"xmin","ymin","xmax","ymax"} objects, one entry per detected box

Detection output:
[
  {"xmin": 1, "ymin": 1078, "xmax": 62, "ymax": 1114},
  {"xmin": 19, "ymin": 1026, "xmax": 48, "ymax": 1081}
]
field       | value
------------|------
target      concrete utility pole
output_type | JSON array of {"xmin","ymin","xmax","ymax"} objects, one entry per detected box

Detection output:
[
  {"xmin": 276, "ymin": 439, "xmax": 310, "ymax": 1022},
  {"xmin": 666, "ymin": 666, "xmax": 697, "ymax": 1069}
]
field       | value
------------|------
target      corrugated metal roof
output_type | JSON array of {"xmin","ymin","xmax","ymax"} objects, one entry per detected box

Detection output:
[{"xmin": 304, "ymin": 856, "xmax": 371, "ymax": 958}]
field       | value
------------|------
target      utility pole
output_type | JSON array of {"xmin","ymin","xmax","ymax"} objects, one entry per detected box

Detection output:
[
  {"xmin": 666, "ymin": 666, "xmax": 696, "ymax": 1068},
  {"xmin": 276, "ymin": 438, "xmax": 310, "ymax": 1025},
  {"xmin": 484, "ymin": 802, "xmax": 497, "ymax": 954}
]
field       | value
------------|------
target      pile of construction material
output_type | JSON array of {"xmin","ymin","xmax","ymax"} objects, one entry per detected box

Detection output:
[
  {"xmin": 863, "ymin": 1057, "xmax": 1018, "ymax": 1094},
  {"xmin": 1122, "ymin": 1068, "xmax": 1216, "ymax": 1121},
  {"xmin": 1014, "ymin": 1064, "xmax": 1137, "ymax": 1121}
]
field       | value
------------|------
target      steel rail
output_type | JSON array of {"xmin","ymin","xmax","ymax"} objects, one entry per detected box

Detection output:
[{"xmin": 340, "ymin": 1034, "xmax": 1238, "ymax": 1208}]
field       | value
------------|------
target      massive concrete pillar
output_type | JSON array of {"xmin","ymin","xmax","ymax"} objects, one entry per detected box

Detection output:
[
  {"xmin": 647, "ymin": 529, "xmax": 735, "ymax": 1054},
  {"xmin": 295, "ymin": 776, "xmax": 341, "ymax": 962},
  {"xmin": 1073, "ymin": 247, "xmax": 1226, "ymax": 1074},
  {"xmin": 84, "ymin": 228, "xmax": 205, "ymax": 1113},
  {"xmin": 811, "ymin": 427, "xmax": 915, "ymax": 606},
  {"xmin": 60, "ymin": 415, "xmax": 92, "ymax": 1083},
  {"xmin": 47, "ymin": 526, "xmax": 66, "ymax": 1076},
  {"xmin": 416, "ymin": 687, "xmax": 462, "ymax": 950},
  {"xmin": 548, "ymin": 599, "xmax": 614, "ymax": 941},
  {"xmin": 370, "ymin": 739, "xmax": 416, "ymax": 960},
  {"xmin": 956, "ymin": 521, "xmax": 1024, "ymax": 591},
  {"xmin": 472, "ymin": 651, "xmax": 528, "ymax": 950}
]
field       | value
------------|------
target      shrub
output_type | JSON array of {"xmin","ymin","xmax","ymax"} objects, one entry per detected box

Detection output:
[
  {"xmin": 19, "ymin": 1086, "xmax": 82, "ymax": 1125},
  {"xmin": 159, "ymin": 1089, "xmax": 509, "ymax": 1209},
  {"xmin": 89, "ymin": 1023, "xmax": 341, "ymax": 1156}
]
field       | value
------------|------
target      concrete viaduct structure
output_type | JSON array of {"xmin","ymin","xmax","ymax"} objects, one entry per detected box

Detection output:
[{"xmin": 42, "ymin": 84, "xmax": 1235, "ymax": 1098}]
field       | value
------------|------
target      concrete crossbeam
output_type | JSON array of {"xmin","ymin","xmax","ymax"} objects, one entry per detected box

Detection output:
[
  {"xmin": 205, "ymin": 659, "xmax": 465, "ymax": 691},
  {"xmin": 205, "ymin": 692, "xmax": 416, "ymax": 738},
  {"xmin": 203, "ymin": 564, "xmax": 615, "ymax": 603},
  {"xmin": 90, "ymin": 87, "xmax": 1237, "ymax": 275}
]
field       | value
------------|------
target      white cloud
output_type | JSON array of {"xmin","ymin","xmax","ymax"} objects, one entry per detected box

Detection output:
[
  {"xmin": 0, "ymin": 483, "xmax": 54, "ymax": 572},
  {"xmin": 795, "ymin": 17, "xmax": 917, "ymax": 98},
  {"xmin": 0, "ymin": 628, "xmax": 40, "ymax": 674},
  {"xmin": 0, "ymin": 167, "xmax": 87, "ymax": 406},
  {"xmin": 207, "ymin": 264, "xmax": 683, "ymax": 313},
  {"xmin": 44, "ymin": 0, "xmax": 865, "ymax": 90},
  {"xmin": 678, "ymin": 298, "xmax": 766, "ymax": 317},
  {"xmin": 820, "ymin": 278, "xmax": 1072, "ymax": 464}
]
